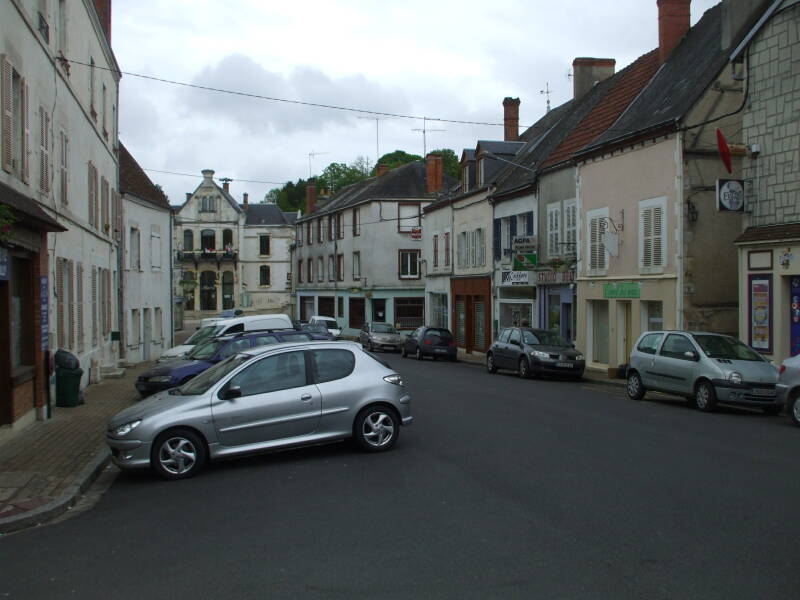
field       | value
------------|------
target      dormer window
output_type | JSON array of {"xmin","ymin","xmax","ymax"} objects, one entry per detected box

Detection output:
[
  {"xmin": 462, "ymin": 165, "xmax": 470, "ymax": 193},
  {"xmin": 477, "ymin": 158, "xmax": 485, "ymax": 186}
]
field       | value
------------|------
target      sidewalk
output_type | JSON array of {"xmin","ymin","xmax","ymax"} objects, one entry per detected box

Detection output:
[
  {"xmin": 0, "ymin": 363, "xmax": 149, "ymax": 534},
  {"xmin": 456, "ymin": 349, "xmax": 626, "ymax": 388}
]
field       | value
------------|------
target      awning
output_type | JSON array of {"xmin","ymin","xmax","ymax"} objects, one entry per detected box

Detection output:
[{"xmin": 0, "ymin": 181, "xmax": 66, "ymax": 233}]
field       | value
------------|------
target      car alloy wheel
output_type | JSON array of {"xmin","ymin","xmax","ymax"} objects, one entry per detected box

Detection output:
[
  {"xmin": 416, "ymin": 347, "xmax": 423, "ymax": 360},
  {"xmin": 152, "ymin": 429, "xmax": 206, "ymax": 479},
  {"xmin": 695, "ymin": 380, "xmax": 717, "ymax": 412},
  {"xmin": 354, "ymin": 407, "xmax": 399, "ymax": 452},
  {"xmin": 627, "ymin": 371, "xmax": 645, "ymax": 400},
  {"xmin": 518, "ymin": 358, "xmax": 530, "ymax": 379},
  {"xmin": 791, "ymin": 393, "xmax": 800, "ymax": 427},
  {"xmin": 486, "ymin": 353, "xmax": 497, "ymax": 374}
]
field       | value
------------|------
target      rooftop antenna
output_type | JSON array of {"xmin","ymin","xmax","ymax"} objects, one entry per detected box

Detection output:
[
  {"xmin": 412, "ymin": 117, "xmax": 446, "ymax": 157},
  {"xmin": 358, "ymin": 115, "xmax": 395, "ymax": 166},
  {"xmin": 308, "ymin": 151, "xmax": 330, "ymax": 179},
  {"xmin": 540, "ymin": 82, "xmax": 553, "ymax": 113},
  {"xmin": 219, "ymin": 176, "xmax": 233, "ymax": 186}
]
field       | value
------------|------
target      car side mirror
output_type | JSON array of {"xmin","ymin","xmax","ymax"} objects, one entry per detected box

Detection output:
[
  {"xmin": 222, "ymin": 385, "xmax": 242, "ymax": 400},
  {"xmin": 684, "ymin": 350, "xmax": 699, "ymax": 361}
]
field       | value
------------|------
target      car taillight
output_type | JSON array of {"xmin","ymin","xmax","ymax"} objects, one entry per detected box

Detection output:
[
  {"xmin": 424, "ymin": 339, "xmax": 432, "ymax": 345},
  {"xmin": 779, "ymin": 365, "xmax": 786, "ymax": 375},
  {"xmin": 448, "ymin": 340, "xmax": 456, "ymax": 347}
]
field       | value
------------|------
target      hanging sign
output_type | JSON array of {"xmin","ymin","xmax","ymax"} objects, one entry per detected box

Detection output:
[
  {"xmin": 501, "ymin": 271, "xmax": 529, "ymax": 286},
  {"xmin": 717, "ymin": 179, "xmax": 745, "ymax": 212}
]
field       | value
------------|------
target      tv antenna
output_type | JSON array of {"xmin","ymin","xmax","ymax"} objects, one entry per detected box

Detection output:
[
  {"xmin": 412, "ymin": 117, "xmax": 446, "ymax": 157},
  {"xmin": 308, "ymin": 151, "xmax": 329, "ymax": 178},
  {"xmin": 540, "ymin": 82, "xmax": 553, "ymax": 113},
  {"xmin": 358, "ymin": 115, "xmax": 395, "ymax": 166}
]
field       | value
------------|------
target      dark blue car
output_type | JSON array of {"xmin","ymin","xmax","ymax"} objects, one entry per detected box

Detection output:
[{"xmin": 135, "ymin": 330, "xmax": 317, "ymax": 397}]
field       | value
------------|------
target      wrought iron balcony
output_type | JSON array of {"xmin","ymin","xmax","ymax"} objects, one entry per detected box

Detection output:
[{"xmin": 178, "ymin": 250, "xmax": 238, "ymax": 262}]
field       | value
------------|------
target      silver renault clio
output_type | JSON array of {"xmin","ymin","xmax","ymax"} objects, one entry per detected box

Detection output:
[
  {"xmin": 626, "ymin": 331, "xmax": 781, "ymax": 413},
  {"xmin": 107, "ymin": 341, "xmax": 412, "ymax": 479}
]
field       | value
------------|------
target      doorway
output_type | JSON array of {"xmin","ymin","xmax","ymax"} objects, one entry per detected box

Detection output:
[
  {"xmin": 200, "ymin": 271, "xmax": 217, "ymax": 311},
  {"xmin": 222, "ymin": 271, "xmax": 234, "ymax": 310},
  {"xmin": 372, "ymin": 298, "xmax": 386, "ymax": 323},
  {"xmin": 349, "ymin": 298, "xmax": 365, "ymax": 329},
  {"xmin": 616, "ymin": 301, "xmax": 633, "ymax": 365},
  {"xmin": 318, "ymin": 296, "xmax": 335, "ymax": 318},
  {"xmin": 142, "ymin": 308, "xmax": 151, "ymax": 361}
]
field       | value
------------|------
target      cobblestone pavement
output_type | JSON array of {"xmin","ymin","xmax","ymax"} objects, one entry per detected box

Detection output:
[{"xmin": 0, "ymin": 363, "xmax": 149, "ymax": 528}]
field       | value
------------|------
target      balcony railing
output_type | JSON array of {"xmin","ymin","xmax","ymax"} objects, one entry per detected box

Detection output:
[{"xmin": 177, "ymin": 250, "xmax": 238, "ymax": 261}]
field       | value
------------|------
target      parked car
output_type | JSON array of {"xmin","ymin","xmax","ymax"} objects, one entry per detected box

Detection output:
[
  {"xmin": 360, "ymin": 322, "xmax": 402, "ymax": 353},
  {"xmin": 200, "ymin": 309, "xmax": 245, "ymax": 328},
  {"xmin": 108, "ymin": 341, "xmax": 412, "ymax": 479},
  {"xmin": 309, "ymin": 315, "xmax": 342, "ymax": 339},
  {"xmin": 401, "ymin": 326, "xmax": 456, "ymax": 361},
  {"xmin": 300, "ymin": 323, "xmax": 335, "ymax": 340},
  {"xmin": 137, "ymin": 330, "xmax": 315, "ymax": 397},
  {"xmin": 777, "ymin": 354, "xmax": 800, "ymax": 426},
  {"xmin": 626, "ymin": 330, "xmax": 781, "ymax": 412},
  {"xmin": 486, "ymin": 328, "xmax": 584, "ymax": 378},
  {"xmin": 159, "ymin": 313, "xmax": 293, "ymax": 361}
]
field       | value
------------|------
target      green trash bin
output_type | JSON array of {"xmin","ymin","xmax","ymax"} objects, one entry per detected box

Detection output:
[{"xmin": 56, "ymin": 367, "xmax": 84, "ymax": 407}]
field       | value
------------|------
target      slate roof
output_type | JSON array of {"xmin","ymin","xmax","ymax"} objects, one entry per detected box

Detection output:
[
  {"xmin": 239, "ymin": 203, "xmax": 294, "ymax": 226},
  {"xmin": 580, "ymin": 3, "xmax": 727, "ymax": 154},
  {"xmin": 297, "ymin": 160, "xmax": 456, "ymax": 222},
  {"xmin": 734, "ymin": 223, "xmax": 800, "ymax": 244},
  {"xmin": 118, "ymin": 142, "xmax": 170, "ymax": 210}
]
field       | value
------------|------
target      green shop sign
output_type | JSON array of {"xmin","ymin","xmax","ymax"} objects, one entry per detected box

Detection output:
[
  {"xmin": 603, "ymin": 282, "xmax": 641, "ymax": 298},
  {"xmin": 513, "ymin": 252, "xmax": 538, "ymax": 271}
]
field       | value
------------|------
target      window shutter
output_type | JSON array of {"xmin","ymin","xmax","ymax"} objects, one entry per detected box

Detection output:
[
  {"xmin": 76, "ymin": 263, "xmax": 83, "ymax": 351},
  {"xmin": 56, "ymin": 258, "xmax": 64, "ymax": 347},
  {"xmin": 39, "ymin": 106, "xmax": 50, "ymax": 192},
  {"xmin": 101, "ymin": 178, "xmax": 109, "ymax": 232},
  {"xmin": 493, "ymin": 218, "xmax": 501, "ymax": 262},
  {"xmin": 642, "ymin": 207, "xmax": 653, "ymax": 267},
  {"xmin": 652, "ymin": 206, "xmax": 663, "ymax": 266},
  {"xmin": 1, "ymin": 56, "xmax": 12, "ymax": 173},
  {"xmin": 93, "ymin": 165, "xmax": 99, "ymax": 228},
  {"xmin": 105, "ymin": 269, "xmax": 112, "ymax": 335},
  {"xmin": 91, "ymin": 267, "xmax": 97, "ymax": 346},
  {"xmin": 590, "ymin": 217, "xmax": 606, "ymax": 271},
  {"xmin": 525, "ymin": 211, "xmax": 534, "ymax": 236},
  {"xmin": 598, "ymin": 219, "xmax": 606, "ymax": 270},
  {"xmin": 509, "ymin": 216, "xmax": 517, "ymax": 240},
  {"xmin": 88, "ymin": 162, "xmax": 94, "ymax": 226},
  {"xmin": 67, "ymin": 260, "xmax": 74, "ymax": 349},
  {"xmin": 60, "ymin": 132, "xmax": 68, "ymax": 204},
  {"xmin": 480, "ymin": 228, "xmax": 486, "ymax": 266},
  {"xmin": 21, "ymin": 79, "xmax": 29, "ymax": 182}
]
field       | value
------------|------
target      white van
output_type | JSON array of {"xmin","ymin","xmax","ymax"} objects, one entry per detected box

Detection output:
[
  {"xmin": 159, "ymin": 314, "xmax": 293, "ymax": 361},
  {"xmin": 309, "ymin": 315, "xmax": 342, "ymax": 339}
]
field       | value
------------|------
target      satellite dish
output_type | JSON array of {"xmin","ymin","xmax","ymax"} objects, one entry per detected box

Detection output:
[{"xmin": 603, "ymin": 232, "xmax": 619, "ymax": 257}]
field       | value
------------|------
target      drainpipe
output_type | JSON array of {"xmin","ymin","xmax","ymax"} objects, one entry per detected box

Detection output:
[
  {"xmin": 168, "ymin": 208, "xmax": 174, "ymax": 348},
  {"xmin": 676, "ymin": 130, "xmax": 685, "ymax": 330}
]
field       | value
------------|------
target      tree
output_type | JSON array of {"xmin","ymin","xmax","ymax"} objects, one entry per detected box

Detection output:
[
  {"xmin": 430, "ymin": 148, "xmax": 459, "ymax": 180},
  {"xmin": 373, "ymin": 150, "xmax": 422, "ymax": 173}
]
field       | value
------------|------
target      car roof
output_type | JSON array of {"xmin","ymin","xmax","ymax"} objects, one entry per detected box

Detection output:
[
  {"xmin": 240, "ymin": 340, "xmax": 359, "ymax": 357},
  {"xmin": 643, "ymin": 330, "xmax": 732, "ymax": 337}
]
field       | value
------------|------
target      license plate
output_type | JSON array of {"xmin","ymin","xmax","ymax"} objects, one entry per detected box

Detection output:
[
  {"xmin": 751, "ymin": 388, "xmax": 775, "ymax": 397},
  {"xmin": 434, "ymin": 348, "xmax": 447, "ymax": 353},
  {"xmin": 557, "ymin": 362, "xmax": 573, "ymax": 368}
]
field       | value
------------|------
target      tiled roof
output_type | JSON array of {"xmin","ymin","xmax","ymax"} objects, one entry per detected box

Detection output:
[
  {"xmin": 119, "ymin": 142, "xmax": 170, "ymax": 209},
  {"xmin": 734, "ymin": 223, "xmax": 800, "ymax": 244},
  {"xmin": 542, "ymin": 49, "xmax": 660, "ymax": 169},
  {"xmin": 283, "ymin": 211, "xmax": 298, "ymax": 224},
  {"xmin": 581, "ymin": 4, "xmax": 727, "ymax": 153},
  {"xmin": 240, "ymin": 203, "xmax": 293, "ymax": 226},
  {"xmin": 297, "ymin": 160, "xmax": 456, "ymax": 222}
]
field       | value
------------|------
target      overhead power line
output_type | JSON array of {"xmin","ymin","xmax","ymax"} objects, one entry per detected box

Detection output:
[
  {"xmin": 66, "ymin": 57, "xmax": 526, "ymax": 128},
  {"xmin": 142, "ymin": 168, "xmax": 287, "ymax": 185}
]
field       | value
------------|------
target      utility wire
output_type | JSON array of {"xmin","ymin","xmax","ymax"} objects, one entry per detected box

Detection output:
[
  {"xmin": 143, "ymin": 168, "xmax": 286, "ymax": 185},
  {"xmin": 67, "ymin": 58, "xmax": 522, "ymax": 128}
]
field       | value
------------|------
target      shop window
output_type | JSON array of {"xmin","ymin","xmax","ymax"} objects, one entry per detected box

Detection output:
[
  {"xmin": 395, "ymin": 297, "xmax": 424, "ymax": 330},
  {"xmin": 10, "ymin": 257, "xmax": 33, "ymax": 369}
]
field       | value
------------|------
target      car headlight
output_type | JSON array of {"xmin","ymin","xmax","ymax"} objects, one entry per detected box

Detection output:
[
  {"xmin": 114, "ymin": 420, "xmax": 142, "ymax": 436},
  {"xmin": 531, "ymin": 350, "xmax": 549, "ymax": 359},
  {"xmin": 149, "ymin": 375, "xmax": 172, "ymax": 383},
  {"xmin": 383, "ymin": 374, "xmax": 404, "ymax": 386},
  {"xmin": 574, "ymin": 354, "xmax": 584, "ymax": 361},
  {"xmin": 728, "ymin": 371, "xmax": 743, "ymax": 384}
]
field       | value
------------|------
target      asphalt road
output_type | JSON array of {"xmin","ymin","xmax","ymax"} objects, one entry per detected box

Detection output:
[{"xmin": 2, "ymin": 354, "xmax": 799, "ymax": 599}]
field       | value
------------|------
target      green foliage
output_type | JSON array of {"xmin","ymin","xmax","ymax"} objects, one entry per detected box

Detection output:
[
  {"xmin": 373, "ymin": 150, "xmax": 422, "ymax": 174},
  {"xmin": 430, "ymin": 148, "xmax": 459, "ymax": 180}
]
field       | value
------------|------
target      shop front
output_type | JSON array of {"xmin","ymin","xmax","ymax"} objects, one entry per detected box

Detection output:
[
  {"xmin": 451, "ymin": 276, "xmax": 491, "ymax": 353},
  {"xmin": 496, "ymin": 269, "xmax": 536, "ymax": 334},
  {"xmin": 533, "ymin": 269, "xmax": 576, "ymax": 340}
]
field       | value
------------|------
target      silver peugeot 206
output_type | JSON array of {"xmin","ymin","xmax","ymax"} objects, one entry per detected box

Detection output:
[{"xmin": 107, "ymin": 341, "xmax": 412, "ymax": 479}]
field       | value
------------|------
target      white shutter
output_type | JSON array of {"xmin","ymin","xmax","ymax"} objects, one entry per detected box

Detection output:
[
  {"xmin": 56, "ymin": 259, "xmax": 64, "ymax": 347},
  {"xmin": 652, "ymin": 205, "xmax": 663, "ymax": 266},
  {"xmin": 479, "ymin": 228, "xmax": 486, "ymax": 266},
  {"xmin": 76, "ymin": 263, "xmax": 83, "ymax": 351},
  {"xmin": 589, "ymin": 216, "xmax": 607, "ymax": 271},
  {"xmin": 39, "ymin": 107, "xmax": 50, "ymax": 192},
  {"xmin": 21, "ymin": 79, "xmax": 29, "ymax": 182},
  {"xmin": 91, "ymin": 267, "xmax": 97, "ymax": 346},
  {"xmin": 548, "ymin": 204, "xmax": 561, "ymax": 256},
  {"xmin": 642, "ymin": 207, "xmax": 653, "ymax": 268},
  {"xmin": 1, "ymin": 56, "xmax": 12, "ymax": 173},
  {"xmin": 565, "ymin": 201, "xmax": 576, "ymax": 256},
  {"xmin": 60, "ymin": 132, "xmax": 68, "ymax": 204}
]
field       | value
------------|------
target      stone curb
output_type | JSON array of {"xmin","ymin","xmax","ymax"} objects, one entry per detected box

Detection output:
[{"xmin": 0, "ymin": 448, "xmax": 111, "ymax": 535}]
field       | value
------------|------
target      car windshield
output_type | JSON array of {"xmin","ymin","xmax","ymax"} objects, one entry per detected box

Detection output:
[
  {"xmin": 318, "ymin": 320, "xmax": 338, "ymax": 331},
  {"xmin": 372, "ymin": 323, "xmax": 397, "ymax": 334},
  {"xmin": 693, "ymin": 335, "xmax": 765, "ymax": 362},
  {"xmin": 301, "ymin": 324, "xmax": 328, "ymax": 334},
  {"xmin": 185, "ymin": 324, "xmax": 223, "ymax": 345},
  {"xmin": 178, "ymin": 354, "xmax": 252, "ymax": 395},
  {"xmin": 188, "ymin": 340, "xmax": 224, "ymax": 360},
  {"xmin": 523, "ymin": 330, "xmax": 570, "ymax": 347}
]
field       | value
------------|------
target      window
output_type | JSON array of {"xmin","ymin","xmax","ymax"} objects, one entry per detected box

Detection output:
[
  {"xmin": 228, "ymin": 351, "xmax": 307, "ymax": 397},
  {"xmin": 398, "ymin": 203, "xmax": 420, "ymax": 232},
  {"xmin": 547, "ymin": 203, "xmax": 561, "ymax": 257},
  {"xmin": 399, "ymin": 250, "xmax": 420, "ymax": 279},
  {"xmin": 39, "ymin": 107, "xmax": 50, "ymax": 192},
  {"xmin": 660, "ymin": 334, "xmax": 695, "ymax": 360},
  {"xmin": 306, "ymin": 221, "xmax": 312, "ymax": 244},
  {"xmin": 317, "ymin": 257, "xmax": 324, "ymax": 282},
  {"xmin": 1, "ymin": 58, "xmax": 29, "ymax": 181},
  {"xmin": 296, "ymin": 225, "xmax": 303, "ymax": 246},
  {"xmin": 477, "ymin": 158, "xmax": 485, "ymax": 186},
  {"xmin": 395, "ymin": 297, "xmax": 424, "ymax": 329},
  {"xmin": 587, "ymin": 207, "xmax": 608, "ymax": 274},
  {"xmin": 150, "ymin": 225, "xmax": 161, "ymax": 268},
  {"xmin": 101, "ymin": 177, "xmax": 109, "ymax": 232},
  {"xmin": 316, "ymin": 219, "xmax": 323, "ymax": 243},
  {"xmin": 336, "ymin": 254, "xmax": 344, "ymax": 281},
  {"xmin": 87, "ymin": 161, "xmax": 98, "ymax": 228},
  {"xmin": 352, "ymin": 252, "xmax": 361, "ymax": 280},
  {"xmin": 637, "ymin": 333, "xmax": 663, "ymax": 355},
  {"xmin": 337, "ymin": 213, "xmax": 344, "ymax": 239},
  {"xmin": 201, "ymin": 229, "xmax": 215, "ymax": 252},
  {"xmin": 643, "ymin": 301, "xmax": 663, "ymax": 331},
  {"xmin": 508, "ymin": 329, "xmax": 521, "ymax": 345},
  {"xmin": 259, "ymin": 265, "xmax": 270, "ymax": 286},
  {"xmin": 352, "ymin": 207, "xmax": 360, "ymax": 236},
  {"xmin": 297, "ymin": 259, "xmax": 303, "ymax": 283},
  {"xmin": 59, "ymin": 131, "xmax": 68, "ymax": 204},
  {"xmin": 311, "ymin": 349, "xmax": 355, "ymax": 383},
  {"xmin": 307, "ymin": 258, "xmax": 314, "ymax": 283},
  {"xmin": 327, "ymin": 215, "xmax": 333, "ymax": 241},
  {"xmin": 444, "ymin": 232, "xmax": 451, "ymax": 267},
  {"xmin": 259, "ymin": 234, "xmax": 270, "ymax": 256},
  {"xmin": 89, "ymin": 57, "xmax": 96, "ymax": 118},
  {"xmin": 475, "ymin": 228, "xmax": 485, "ymax": 267},
  {"xmin": 200, "ymin": 195, "xmax": 216, "ymax": 212},
  {"xmin": 564, "ymin": 200, "xmax": 577, "ymax": 257},
  {"xmin": 328, "ymin": 255, "xmax": 335, "ymax": 282},
  {"xmin": 432, "ymin": 234, "xmax": 439, "ymax": 268},
  {"xmin": 219, "ymin": 339, "xmax": 252, "ymax": 359},
  {"xmin": 498, "ymin": 329, "xmax": 511, "ymax": 343},
  {"xmin": 639, "ymin": 197, "xmax": 666, "ymax": 272},
  {"xmin": 183, "ymin": 229, "xmax": 193, "ymax": 251},
  {"xmin": 102, "ymin": 83, "xmax": 108, "ymax": 137},
  {"xmin": 462, "ymin": 165, "xmax": 470, "ymax": 193},
  {"xmin": 253, "ymin": 334, "xmax": 279, "ymax": 347},
  {"xmin": 130, "ymin": 227, "xmax": 141, "ymax": 270},
  {"xmin": 337, "ymin": 297, "xmax": 344, "ymax": 318},
  {"xmin": 457, "ymin": 231, "xmax": 468, "ymax": 268},
  {"xmin": 154, "ymin": 307, "xmax": 163, "ymax": 342}
]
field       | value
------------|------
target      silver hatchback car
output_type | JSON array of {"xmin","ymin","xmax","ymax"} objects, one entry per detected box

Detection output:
[
  {"xmin": 777, "ymin": 354, "xmax": 800, "ymax": 426},
  {"xmin": 626, "ymin": 331, "xmax": 781, "ymax": 413},
  {"xmin": 107, "ymin": 341, "xmax": 412, "ymax": 479}
]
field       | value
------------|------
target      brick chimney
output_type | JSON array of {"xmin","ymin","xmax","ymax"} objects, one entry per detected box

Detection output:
[
  {"xmin": 242, "ymin": 192, "xmax": 249, "ymax": 209},
  {"xmin": 503, "ymin": 97, "xmax": 521, "ymax": 142},
  {"xmin": 93, "ymin": 0, "xmax": 112, "ymax": 44},
  {"xmin": 222, "ymin": 180, "xmax": 230, "ymax": 193},
  {"xmin": 376, "ymin": 163, "xmax": 389, "ymax": 176},
  {"xmin": 572, "ymin": 58, "xmax": 616, "ymax": 99},
  {"xmin": 658, "ymin": 0, "xmax": 691, "ymax": 64},
  {"xmin": 185, "ymin": 192, "xmax": 191, "ymax": 202},
  {"xmin": 426, "ymin": 153, "xmax": 443, "ymax": 194},
  {"xmin": 305, "ymin": 179, "xmax": 317, "ymax": 214}
]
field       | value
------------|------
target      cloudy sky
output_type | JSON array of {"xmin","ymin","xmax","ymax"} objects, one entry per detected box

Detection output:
[{"xmin": 112, "ymin": 0, "xmax": 720, "ymax": 206}]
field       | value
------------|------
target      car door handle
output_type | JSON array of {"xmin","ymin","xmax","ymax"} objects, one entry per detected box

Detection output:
[{"xmin": 300, "ymin": 393, "xmax": 312, "ymax": 401}]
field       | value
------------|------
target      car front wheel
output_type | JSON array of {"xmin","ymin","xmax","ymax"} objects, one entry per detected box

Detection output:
[
  {"xmin": 416, "ymin": 347, "xmax": 423, "ymax": 360},
  {"xmin": 626, "ymin": 371, "xmax": 646, "ymax": 400},
  {"xmin": 695, "ymin": 380, "xmax": 717, "ymax": 412},
  {"xmin": 151, "ymin": 428, "xmax": 206, "ymax": 480},
  {"xmin": 790, "ymin": 392, "xmax": 800, "ymax": 427},
  {"xmin": 486, "ymin": 353, "xmax": 497, "ymax": 374},
  {"xmin": 353, "ymin": 406, "xmax": 399, "ymax": 452},
  {"xmin": 518, "ymin": 357, "xmax": 531, "ymax": 379}
]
